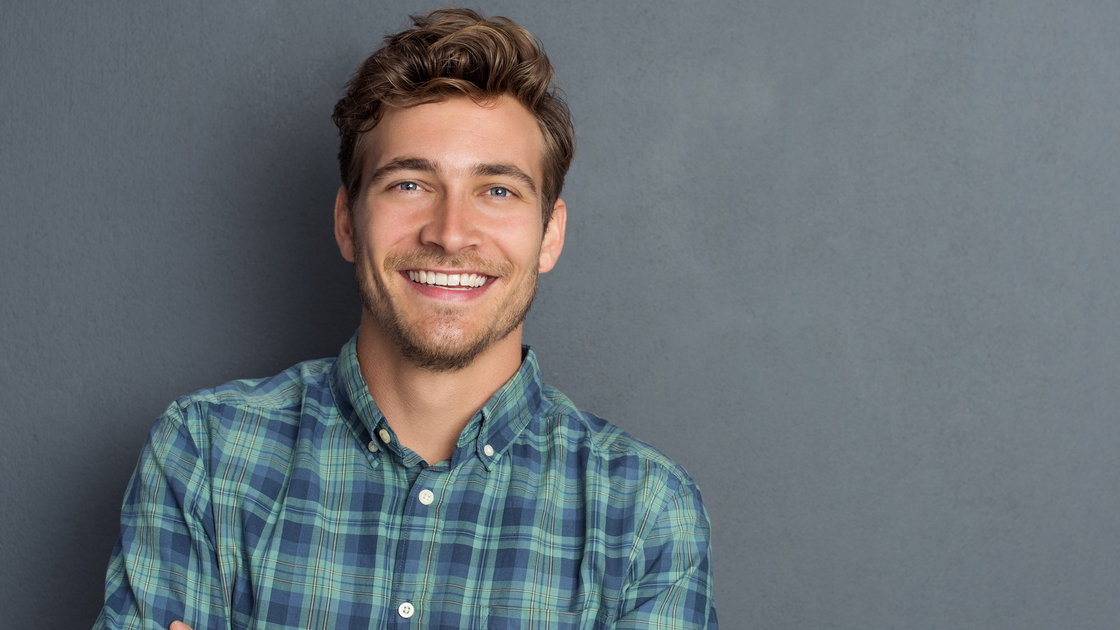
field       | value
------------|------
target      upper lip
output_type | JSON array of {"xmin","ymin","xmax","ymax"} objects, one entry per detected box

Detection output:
[{"xmin": 406, "ymin": 268, "xmax": 492, "ymax": 276}]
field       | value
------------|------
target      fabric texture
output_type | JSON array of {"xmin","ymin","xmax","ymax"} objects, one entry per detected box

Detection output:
[{"xmin": 95, "ymin": 332, "xmax": 718, "ymax": 629}]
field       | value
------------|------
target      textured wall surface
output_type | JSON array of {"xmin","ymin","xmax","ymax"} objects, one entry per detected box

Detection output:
[{"xmin": 5, "ymin": 1, "xmax": 1120, "ymax": 628}]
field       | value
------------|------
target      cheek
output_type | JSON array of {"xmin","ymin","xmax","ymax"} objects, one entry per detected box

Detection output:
[
  {"xmin": 504, "ymin": 228, "xmax": 546, "ymax": 269},
  {"xmin": 366, "ymin": 206, "xmax": 425, "ymax": 249},
  {"xmin": 480, "ymin": 211, "xmax": 543, "ymax": 255}
]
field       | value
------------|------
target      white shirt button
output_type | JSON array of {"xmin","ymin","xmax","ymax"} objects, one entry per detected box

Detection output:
[
  {"xmin": 398, "ymin": 602, "xmax": 414, "ymax": 618},
  {"xmin": 378, "ymin": 429, "xmax": 391, "ymax": 444},
  {"xmin": 418, "ymin": 489, "xmax": 434, "ymax": 505},
  {"xmin": 483, "ymin": 444, "xmax": 495, "ymax": 457},
  {"xmin": 367, "ymin": 440, "xmax": 378, "ymax": 453}
]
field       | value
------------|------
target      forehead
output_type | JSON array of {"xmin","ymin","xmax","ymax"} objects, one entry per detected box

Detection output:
[{"xmin": 357, "ymin": 96, "xmax": 546, "ymax": 184}]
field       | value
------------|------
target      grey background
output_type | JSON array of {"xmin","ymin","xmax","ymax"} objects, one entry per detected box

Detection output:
[{"xmin": 4, "ymin": 0, "xmax": 1119, "ymax": 628}]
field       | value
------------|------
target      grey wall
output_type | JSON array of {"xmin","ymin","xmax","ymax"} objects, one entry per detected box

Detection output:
[{"xmin": 4, "ymin": 1, "xmax": 1120, "ymax": 628}]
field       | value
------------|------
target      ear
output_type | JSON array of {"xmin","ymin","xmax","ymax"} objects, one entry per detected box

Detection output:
[
  {"xmin": 334, "ymin": 185, "xmax": 356, "ymax": 263},
  {"xmin": 538, "ymin": 198, "xmax": 566, "ymax": 274}
]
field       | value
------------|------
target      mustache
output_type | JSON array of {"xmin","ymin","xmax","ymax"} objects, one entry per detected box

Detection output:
[{"xmin": 383, "ymin": 250, "xmax": 513, "ymax": 278}]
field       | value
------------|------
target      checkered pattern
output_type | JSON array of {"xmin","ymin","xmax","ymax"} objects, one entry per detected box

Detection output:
[{"xmin": 95, "ymin": 332, "xmax": 718, "ymax": 629}]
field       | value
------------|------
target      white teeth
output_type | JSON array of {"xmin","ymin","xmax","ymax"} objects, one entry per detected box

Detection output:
[{"xmin": 407, "ymin": 270, "xmax": 488, "ymax": 288}]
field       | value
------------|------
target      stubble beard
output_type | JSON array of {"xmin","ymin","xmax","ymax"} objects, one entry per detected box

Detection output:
[{"xmin": 352, "ymin": 239, "xmax": 538, "ymax": 372}]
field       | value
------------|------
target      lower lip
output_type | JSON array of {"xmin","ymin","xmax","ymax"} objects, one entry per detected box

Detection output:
[{"xmin": 402, "ymin": 272, "xmax": 494, "ymax": 302}]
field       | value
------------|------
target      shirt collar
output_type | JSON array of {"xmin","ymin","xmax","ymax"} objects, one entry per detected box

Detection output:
[{"xmin": 330, "ymin": 330, "xmax": 546, "ymax": 471}]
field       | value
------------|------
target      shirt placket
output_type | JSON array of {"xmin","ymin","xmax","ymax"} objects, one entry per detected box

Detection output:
[{"xmin": 387, "ymin": 461, "xmax": 449, "ymax": 628}]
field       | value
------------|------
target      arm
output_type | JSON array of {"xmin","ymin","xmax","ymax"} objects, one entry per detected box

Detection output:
[
  {"xmin": 614, "ymin": 480, "xmax": 719, "ymax": 629},
  {"xmin": 93, "ymin": 403, "xmax": 230, "ymax": 630}
]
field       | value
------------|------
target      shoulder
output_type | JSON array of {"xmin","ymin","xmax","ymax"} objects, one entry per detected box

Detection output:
[
  {"xmin": 148, "ymin": 357, "xmax": 339, "ymax": 458},
  {"xmin": 536, "ymin": 383, "xmax": 701, "ymax": 502},
  {"xmin": 173, "ymin": 357, "xmax": 335, "ymax": 412}
]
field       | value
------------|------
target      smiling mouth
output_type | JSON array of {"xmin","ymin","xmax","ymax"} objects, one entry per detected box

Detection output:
[{"xmin": 407, "ymin": 270, "xmax": 490, "ymax": 290}]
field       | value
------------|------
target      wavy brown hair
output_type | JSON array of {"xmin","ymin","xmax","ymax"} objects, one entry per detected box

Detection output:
[{"xmin": 332, "ymin": 8, "xmax": 575, "ymax": 225}]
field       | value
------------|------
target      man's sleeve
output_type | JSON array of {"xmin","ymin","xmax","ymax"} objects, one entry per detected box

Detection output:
[
  {"xmin": 94, "ymin": 402, "xmax": 231, "ymax": 630},
  {"xmin": 615, "ymin": 479, "xmax": 719, "ymax": 630}
]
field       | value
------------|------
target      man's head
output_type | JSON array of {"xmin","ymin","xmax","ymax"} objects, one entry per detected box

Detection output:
[
  {"xmin": 332, "ymin": 7, "xmax": 575, "ymax": 225},
  {"xmin": 332, "ymin": 9, "xmax": 571, "ymax": 372}
]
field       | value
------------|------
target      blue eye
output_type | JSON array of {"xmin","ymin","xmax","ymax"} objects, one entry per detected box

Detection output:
[
  {"xmin": 489, "ymin": 187, "xmax": 510, "ymax": 197},
  {"xmin": 398, "ymin": 182, "xmax": 420, "ymax": 191}
]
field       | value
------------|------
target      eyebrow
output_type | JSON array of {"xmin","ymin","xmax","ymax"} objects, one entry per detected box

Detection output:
[
  {"xmin": 368, "ymin": 157, "xmax": 437, "ymax": 185},
  {"xmin": 472, "ymin": 163, "xmax": 539, "ymax": 197}
]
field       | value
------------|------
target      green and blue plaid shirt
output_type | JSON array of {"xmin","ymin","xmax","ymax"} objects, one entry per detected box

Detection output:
[{"xmin": 96, "ymin": 332, "xmax": 717, "ymax": 629}]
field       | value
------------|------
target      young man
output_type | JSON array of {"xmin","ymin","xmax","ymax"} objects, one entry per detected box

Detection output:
[{"xmin": 96, "ymin": 9, "xmax": 717, "ymax": 629}]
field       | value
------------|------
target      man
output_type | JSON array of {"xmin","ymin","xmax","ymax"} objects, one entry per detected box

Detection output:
[{"xmin": 95, "ymin": 8, "xmax": 717, "ymax": 629}]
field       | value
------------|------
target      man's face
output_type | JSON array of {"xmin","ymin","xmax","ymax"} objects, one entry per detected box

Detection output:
[{"xmin": 334, "ymin": 96, "xmax": 566, "ymax": 371}]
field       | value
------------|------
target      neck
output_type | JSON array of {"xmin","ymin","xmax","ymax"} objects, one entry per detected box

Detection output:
[{"xmin": 354, "ymin": 310, "xmax": 524, "ymax": 464}]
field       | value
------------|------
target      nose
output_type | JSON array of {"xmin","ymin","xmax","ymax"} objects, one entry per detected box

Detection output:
[{"xmin": 419, "ymin": 191, "xmax": 480, "ymax": 254}]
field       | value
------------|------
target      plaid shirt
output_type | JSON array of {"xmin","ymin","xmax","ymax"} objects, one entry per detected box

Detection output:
[{"xmin": 95, "ymin": 333, "xmax": 718, "ymax": 629}]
